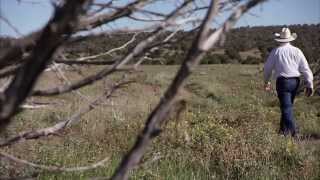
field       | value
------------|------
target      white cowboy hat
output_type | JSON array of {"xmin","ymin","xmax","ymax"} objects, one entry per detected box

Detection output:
[{"xmin": 274, "ymin": 27, "xmax": 297, "ymax": 42}]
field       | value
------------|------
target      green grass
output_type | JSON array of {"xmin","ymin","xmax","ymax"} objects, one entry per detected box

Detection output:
[{"xmin": 1, "ymin": 65, "xmax": 319, "ymax": 179}]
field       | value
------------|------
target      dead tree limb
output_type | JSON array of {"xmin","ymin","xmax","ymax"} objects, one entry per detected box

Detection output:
[
  {"xmin": 0, "ymin": 14, "xmax": 24, "ymax": 37},
  {"xmin": 51, "ymin": 62, "xmax": 96, "ymax": 104},
  {"xmin": 0, "ymin": 0, "xmax": 149, "ymax": 70},
  {"xmin": 0, "ymin": 80, "xmax": 132, "ymax": 147},
  {"xmin": 110, "ymin": 1, "xmax": 220, "ymax": 178},
  {"xmin": 77, "ymin": 0, "xmax": 150, "ymax": 31},
  {"xmin": 0, "ymin": 175, "xmax": 36, "ymax": 180},
  {"xmin": 0, "ymin": 0, "xmax": 93, "ymax": 131},
  {"xmin": 59, "ymin": 32, "xmax": 139, "ymax": 62},
  {"xmin": 0, "ymin": 151, "xmax": 109, "ymax": 172},
  {"xmin": 0, "ymin": 65, "xmax": 21, "ymax": 79},
  {"xmin": 32, "ymin": 1, "xmax": 193, "ymax": 97},
  {"xmin": 89, "ymin": 1, "xmax": 113, "ymax": 16},
  {"xmin": 111, "ymin": 0, "xmax": 267, "ymax": 179},
  {"xmin": 54, "ymin": 59, "xmax": 116, "ymax": 65},
  {"xmin": 52, "ymin": 32, "xmax": 138, "ymax": 66}
]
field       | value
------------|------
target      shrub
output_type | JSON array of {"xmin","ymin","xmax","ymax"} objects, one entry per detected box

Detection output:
[{"xmin": 241, "ymin": 56, "xmax": 261, "ymax": 64}]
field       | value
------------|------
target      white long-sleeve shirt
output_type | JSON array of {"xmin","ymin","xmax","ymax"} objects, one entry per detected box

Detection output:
[{"xmin": 264, "ymin": 43, "xmax": 314, "ymax": 88}]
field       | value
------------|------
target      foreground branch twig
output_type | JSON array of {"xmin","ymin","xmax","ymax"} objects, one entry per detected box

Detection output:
[
  {"xmin": 0, "ymin": 0, "xmax": 92, "ymax": 131},
  {"xmin": 0, "ymin": 0, "xmax": 149, "ymax": 70},
  {"xmin": 0, "ymin": 151, "xmax": 109, "ymax": 172},
  {"xmin": 111, "ymin": 0, "xmax": 267, "ymax": 179},
  {"xmin": 32, "ymin": 1, "xmax": 192, "ymax": 97},
  {"xmin": 57, "ymin": 32, "xmax": 139, "ymax": 63},
  {"xmin": 0, "ymin": 80, "xmax": 133, "ymax": 147}
]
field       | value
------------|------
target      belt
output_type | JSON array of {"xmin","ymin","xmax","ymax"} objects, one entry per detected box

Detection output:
[{"xmin": 277, "ymin": 76, "xmax": 299, "ymax": 80}]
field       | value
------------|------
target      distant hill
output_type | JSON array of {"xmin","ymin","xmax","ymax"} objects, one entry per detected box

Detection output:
[{"xmin": 1, "ymin": 24, "xmax": 319, "ymax": 65}]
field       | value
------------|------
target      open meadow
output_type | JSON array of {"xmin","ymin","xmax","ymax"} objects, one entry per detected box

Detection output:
[{"xmin": 1, "ymin": 64, "xmax": 319, "ymax": 179}]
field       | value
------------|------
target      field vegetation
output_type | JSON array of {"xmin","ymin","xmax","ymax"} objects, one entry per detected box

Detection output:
[{"xmin": 1, "ymin": 65, "xmax": 319, "ymax": 179}]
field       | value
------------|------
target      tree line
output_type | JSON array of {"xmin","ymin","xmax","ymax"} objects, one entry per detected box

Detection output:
[{"xmin": 3, "ymin": 24, "xmax": 317, "ymax": 65}]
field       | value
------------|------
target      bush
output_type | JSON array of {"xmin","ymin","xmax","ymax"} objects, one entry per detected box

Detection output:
[
  {"xmin": 201, "ymin": 54, "xmax": 235, "ymax": 64},
  {"xmin": 202, "ymin": 54, "xmax": 220, "ymax": 64},
  {"xmin": 241, "ymin": 56, "xmax": 261, "ymax": 64},
  {"xmin": 225, "ymin": 48, "xmax": 241, "ymax": 59}
]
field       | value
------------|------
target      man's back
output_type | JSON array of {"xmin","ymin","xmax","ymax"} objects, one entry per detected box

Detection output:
[
  {"xmin": 271, "ymin": 43, "xmax": 302, "ymax": 78},
  {"xmin": 264, "ymin": 42, "xmax": 313, "ymax": 88}
]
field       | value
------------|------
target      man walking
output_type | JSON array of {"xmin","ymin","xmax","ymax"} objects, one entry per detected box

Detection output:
[{"xmin": 264, "ymin": 27, "xmax": 314, "ymax": 137}]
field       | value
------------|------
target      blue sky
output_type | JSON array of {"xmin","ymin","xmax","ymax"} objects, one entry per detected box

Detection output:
[
  {"xmin": 0, "ymin": 0, "xmax": 319, "ymax": 37},
  {"xmin": 237, "ymin": 0, "xmax": 320, "ymax": 27}
]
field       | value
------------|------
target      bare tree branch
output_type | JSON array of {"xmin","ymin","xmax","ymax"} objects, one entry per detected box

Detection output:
[
  {"xmin": 58, "ymin": 32, "xmax": 139, "ymax": 63},
  {"xmin": 134, "ymin": 28, "xmax": 186, "ymax": 68},
  {"xmin": 0, "ymin": 175, "xmax": 36, "ymax": 180},
  {"xmin": 16, "ymin": 0, "xmax": 44, "ymax": 5},
  {"xmin": 106, "ymin": 3, "xmax": 167, "ymax": 20},
  {"xmin": 54, "ymin": 59, "xmax": 116, "ymax": 65},
  {"xmin": 0, "ymin": 0, "xmax": 93, "ymax": 131},
  {"xmin": 51, "ymin": 62, "xmax": 95, "ymax": 104},
  {"xmin": 111, "ymin": 0, "xmax": 267, "ymax": 179},
  {"xmin": 0, "ymin": 77, "xmax": 12, "ymax": 93},
  {"xmin": 0, "ymin": 65, "xmax": 21, "ymax": 79},
  {"xmin": 0, "ymin": 14, "xmax": 24, "ymax": 37},
  {"xmin": 0, "ymin": 0, "xmax": 149, "ymax": 70},
  {"xmin": 0, "ymin": 0, "xmax": 199, "ymax": 71},
  {"xmin": 0, "ymin": 151, "xmax": 109, "ymax": 172},
  {"xmin": 110, "ymin": 0, "xmax": 220, "ymax": 177},
  {"xmin": 32, "ymin": 1, "xmax": 193, "ymax": 97},
  {"xmin": 200, "ymin": 0, "xmax": 268, "ymax": 51},
  {"xmin": 77, "ymin": 0, "xmax": 151, "ymax": 31},
  {"xmin": 0, "ymin": 80, "xmax": 133, "ymax": 147},
  {"xmin": 89, "ymin": 1, "xmax": 114, "ymax": 16}
]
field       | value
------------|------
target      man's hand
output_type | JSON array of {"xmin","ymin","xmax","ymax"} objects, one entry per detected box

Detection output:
[
  {"xmin": 264, "ymin": 82, "xmax": 271, "ymax": 92},
  {"xmin": 305, "ymin": 87, "xmax": 314, "ymax": 97}
]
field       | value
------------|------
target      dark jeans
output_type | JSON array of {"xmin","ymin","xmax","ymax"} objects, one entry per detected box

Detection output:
[{"xmin": 276, "ymin": 77, "xmax": 300, "ymax": 136}]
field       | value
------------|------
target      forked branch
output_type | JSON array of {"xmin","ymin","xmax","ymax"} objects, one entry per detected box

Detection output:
[
  {"xmin": 0, "ymin": 0, "xmax": 93, "ymax": 131},
  {"xmin": 111, "ymin": 0, "xmax": 267, "ymax": 179},
  {"xmin": 0, "ymin": 151, "xmax": 109, "ymax": 172},
  {"xmin": 0, "ymin": 80, "xmax": 133, "ymax": 147}
]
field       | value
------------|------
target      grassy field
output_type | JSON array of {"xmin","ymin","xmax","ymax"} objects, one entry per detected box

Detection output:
[{"xmin": 1, "ymin": 65, "xmax": 319, "ymax": 179}]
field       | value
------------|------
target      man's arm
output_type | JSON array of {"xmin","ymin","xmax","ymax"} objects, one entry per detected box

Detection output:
[
  {"xmin": 298, "ymin": 49, "xmax": 314, "ymax": 96},
  {"xmin": 298, "ymin": 50, "xmax": 314, "ymax": 88},
  {"xmin": 264, "ymin": 50, "xmax": 275, "ymax": 84}
]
